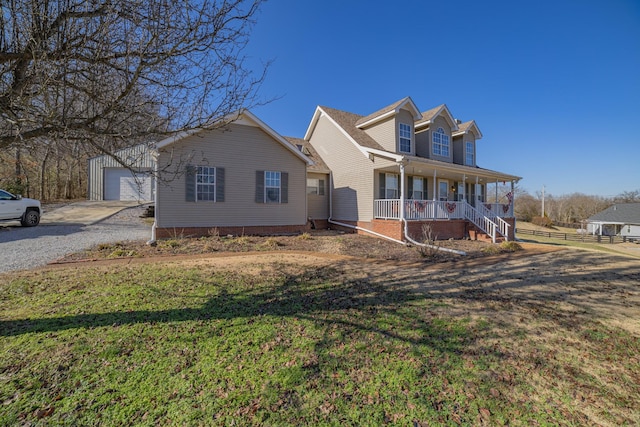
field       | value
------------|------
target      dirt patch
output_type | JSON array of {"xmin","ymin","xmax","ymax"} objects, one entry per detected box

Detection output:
[{"xmin": 54, "ymin": 230, "xmax": 548, "ymax": 266}]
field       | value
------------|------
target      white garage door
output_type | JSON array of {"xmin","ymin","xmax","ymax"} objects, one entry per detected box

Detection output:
[{"xmin": 104, "ymin": 168, "xmax": 152, "ymax": 201}]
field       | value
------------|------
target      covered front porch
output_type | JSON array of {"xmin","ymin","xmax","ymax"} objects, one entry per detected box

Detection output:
[
  {"xmin": 369, "ymin": 153, "xmax": 520, "ymax": 243},
  {"xmin": 374, "ymin": 199, "xmax": 514, "ymax": 221}
]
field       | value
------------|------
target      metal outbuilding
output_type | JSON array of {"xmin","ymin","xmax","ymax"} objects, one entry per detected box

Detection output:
[{"xmin": 87, "ymin": 144, "xmax": 156, "ymax": 201}]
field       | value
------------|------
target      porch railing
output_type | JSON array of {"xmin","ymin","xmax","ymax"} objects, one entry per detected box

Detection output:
[
  {"xmin": 373, "ymin": 199, "xmax": 509, "ymax": 243},
  {"xmin": 478, "ymin": 203, "xmax": 511, "ymax": 240},
  {"xmin": 483, "ymin": 203, "xmax": 514, "ymax": 218},
  {"xmin": 374, "ymin": 200, "xmax": 466, "ymax": 220},
  {"xmin": 462, "ymin": 202, "xmax": 498, "ymax": 243}
]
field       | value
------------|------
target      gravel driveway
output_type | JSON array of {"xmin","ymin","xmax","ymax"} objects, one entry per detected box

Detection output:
[{"xmin": 0, "ymin": 205, "xmax": 151, "ymax": 274}]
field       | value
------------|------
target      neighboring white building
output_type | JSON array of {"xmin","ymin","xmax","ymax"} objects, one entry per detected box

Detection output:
[{"xmin": 587, "ymin": 203, "xmax": 640, "ymax": 237}]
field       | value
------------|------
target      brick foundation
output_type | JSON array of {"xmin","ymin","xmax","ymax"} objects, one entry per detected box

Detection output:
[
  {"xmin": 329, "ymin": 218, "xmax": 474, "ymax": 242},
  {"xmin": 406, "ymin": 220, "xmax": 468, "ymax": 241},
  {"xmin": 155, "ymin": 224, "xmax": 310, "ymax": 239}
]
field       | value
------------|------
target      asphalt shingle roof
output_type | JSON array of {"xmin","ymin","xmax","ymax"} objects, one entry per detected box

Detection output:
[
  {"xmin": 284, "ymin": 136, "xmax": 330, "ymax": 173},
  {"xmin": 319, "ymin": 106, "xmax": 385, "ymax": 151},
  {"xmin": 588, "ymin": 203, "xmax": 640, "ymax": 224},
  {"xmin": 354, "ymin": 97, "xmax": 412, "ymax": 127}
]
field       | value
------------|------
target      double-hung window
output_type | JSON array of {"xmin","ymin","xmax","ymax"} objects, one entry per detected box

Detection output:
[
  {"xmin": 399, "ymin": 123, "xmax": 412, "ymax": 153},
  {"xmin": 465, "ymin": 141, "xmax": 474, "ymax": 166},
  {"xmin": 196, "ymin": 166, "xmax": 216, "ymax": 201},
  {"xmin": 256, "ymin": 170, "xmax": 288, "ymax": 204},
  {"xmin": 265, "ymin": 171, "xmax": 281, "ymax": 203},
  {"xmin": 432, "ymin": 127, "xmax": 450, "ymax": 157}
]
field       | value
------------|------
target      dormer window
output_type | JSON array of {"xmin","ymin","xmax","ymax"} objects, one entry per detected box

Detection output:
[
  {"xmin": 465, "ymin": 141, "xmax": 474, "ymax": 166},
  {"xmin": 399, "ymin": 123, "xmax": 412, "ymax": 153},
  {"xmin": 432, "ymin": 127, "xmax": 450, "ymax": 157}
]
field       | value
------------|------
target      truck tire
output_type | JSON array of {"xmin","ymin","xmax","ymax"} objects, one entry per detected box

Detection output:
[{"xmin": 21, "ymin": 209, "xmax": 40, "ymax": 227}]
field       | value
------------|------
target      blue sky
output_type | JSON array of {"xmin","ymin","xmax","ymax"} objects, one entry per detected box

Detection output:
[{"xmin": 245, "ymin": 0, "xmax": 640, "ymax": 197}]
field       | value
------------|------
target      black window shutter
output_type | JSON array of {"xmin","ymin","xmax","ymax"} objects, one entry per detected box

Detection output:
[
  {"xmin": 216, "ymin": 167, "xmax": 225, "ymax": 202},
  {"xmin": 379, "ymin": 172, "xmax": 385, "ymax": 199},
  {"xmin": 281, "ymin": 172, "xmax": 288, "ymax": 203},
  {"xmin": 185, "ymin": 165, "xmax": 196, "ymax": 202},
  {"xmin": 318, "ymin": 179, "xmax": 325, "ymax": 196},
  {"xmin": 255, "ymin": 170, "xmax": 264, "ymax": 203}
]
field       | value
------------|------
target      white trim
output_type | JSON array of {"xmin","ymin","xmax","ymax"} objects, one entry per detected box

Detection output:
[
  {"xmin": 355, "ymin": 109, "xmax": 396, "ymax": 129},
  {"xmin": 362, "ymin": 147, "xmax": 404, "ymax": 162}
]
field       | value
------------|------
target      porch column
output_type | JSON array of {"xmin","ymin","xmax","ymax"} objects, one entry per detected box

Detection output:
[
  {"xmin": 495, "ymin": 180, "xmax": 499, "ymax": 204},
  {"xmin": 433, "ymin": 170, "xmax": 437, "ymax": 201},
  {"xmin": 475, "ymin": 176, "xmax": 479, "ymax": 206},
  {"xmin": 399, "ymin": 162, "xmax": 406, "ymax": 220},
  {"xmin": 510, "ymin": 180, "xmax": 515, "ymax": 217},
  {"xmin": 462, "ymin": 175, "xmax": 466, "ymax": 202}
]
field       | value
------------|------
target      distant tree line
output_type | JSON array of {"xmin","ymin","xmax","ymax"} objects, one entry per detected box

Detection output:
[{"xmin": 488, "ymin": 184, "xmax": 640, "ymax": 226}]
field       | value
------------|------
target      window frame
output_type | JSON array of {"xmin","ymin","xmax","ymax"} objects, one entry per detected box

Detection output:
[
  {"xmin": 465, "ymin": 141, "xmax": 475, "ymax": 166},
  {"xmin": 385, "ymin": 173, "xmax": 399, "ymax": 199},
  {"xmin": 306, "ymin": 178, "xmax": 325, "ymax": 195},
  {"xmin": 432, "ymin": 127, "xmax": 450, "ymax": 157},
  {"xmin": 196, "ymin": 166, "xmax": 216, "ymax": 202},
  {"xmin": 264, "ymin": 170, "xmax": 281, "ymax": 203},
  {"xmin": 398, "ymin": 123, "xmax": 412, "ymax": 153}
]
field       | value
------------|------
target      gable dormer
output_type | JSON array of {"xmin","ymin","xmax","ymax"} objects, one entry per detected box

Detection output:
[
  {"xmin": 452, "ymin": 120, "xmax": 482, "ymax": 166},
  {"xmin": 355, "ymin": 97, "xmax": 421, "ymax": 155},
  {"xmin": 414, "ymin": 104, "xmax": 459, "ymax": 162}
]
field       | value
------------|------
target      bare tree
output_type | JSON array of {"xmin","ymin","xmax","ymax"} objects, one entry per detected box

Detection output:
[
  {"xmin": 0, "ymin": 0, "xmax": 268, "ymax": 156},
  {"xmin": 614, "ymin": 190, "xmax": 640, "ymax": 203}
]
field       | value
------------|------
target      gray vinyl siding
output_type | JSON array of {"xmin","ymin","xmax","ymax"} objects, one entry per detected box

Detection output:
[
  {"xmin": 156, "ymin": 124, "xmax": 307, "ymax": 228},
  {"xmin": 362, "ymin": 109, "xmax": 416, "ymax": 155},
  {"xmin": 309, "ymin": 114, "xmax": 395, "ymax": 222},
  {"xmin": 452, "ymin": 136, "xmax": 464, "ymax": 165},
  {"xmin": 362, "ymin": 116, "xmax": 396, "ymax": 152},
  {"xmin": 307, "ymin": 172, "xmax": 329, "ymax": 220},
  {"xmin": 415, "ymin": 129, "xmax": 430, "ymax": 158},
  {"xmin": 453, "ymin": 133, "xmax": 476, "ymax": 166},
  {"xmin": 87, "ymin": 144, "xmax": 155, "ymax": 200}
]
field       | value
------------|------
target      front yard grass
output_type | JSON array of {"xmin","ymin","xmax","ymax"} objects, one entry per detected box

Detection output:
[{"xmin": 1, "ymin": 259, "xmax": 638, "ymax": 426}]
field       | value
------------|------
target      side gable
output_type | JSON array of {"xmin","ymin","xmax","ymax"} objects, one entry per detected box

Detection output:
[{"xmin": 157, "ymin": 110, "xmax": 312, "ymax": 166}]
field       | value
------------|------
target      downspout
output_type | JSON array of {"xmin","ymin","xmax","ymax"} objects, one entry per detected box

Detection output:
[
  {"xmin": 147, "ymin": 150, "xmax": 159, "ymax": 245},
  {"xmin": 327, "ymin": 171, "xmax": 406, "ymax": 245}
]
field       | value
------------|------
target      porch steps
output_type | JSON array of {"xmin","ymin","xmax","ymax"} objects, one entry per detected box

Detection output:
[{"xmin": 468, "ymin": 224, "xmax": 505, "ymax": 243}]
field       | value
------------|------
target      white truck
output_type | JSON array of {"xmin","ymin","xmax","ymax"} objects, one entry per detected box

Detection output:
[{"xmin": 0, "ymin": 189, "xmax": 42, "ymax": 226}]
